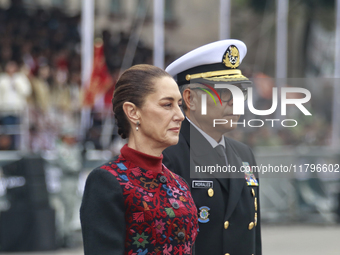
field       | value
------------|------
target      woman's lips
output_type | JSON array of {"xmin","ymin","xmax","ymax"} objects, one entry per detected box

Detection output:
[{"xmin": 169, "ymin": 127, "xmax": 180, "ymax": 132}]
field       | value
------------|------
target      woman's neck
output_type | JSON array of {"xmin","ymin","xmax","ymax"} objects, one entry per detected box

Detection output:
[
  {"xmin": 120, "ymin": 144, "xmax": 163, "ymax": 172},
  {"xmin": 127, "ymin": 135, "xmax": 165, "ymax": 157}
]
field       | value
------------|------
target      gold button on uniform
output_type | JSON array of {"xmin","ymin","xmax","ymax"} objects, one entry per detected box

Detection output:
[
  {"xmin": 225, "ymin": 253, "xmax": 230, "ymax": 255},
  {"xmin": 251, "ymin": 188, "xmax": 255, "ymax": 197},
  {"xmin": 248, "ymin": 222, "xmax": 254, "ymax": 230},
  {"xmin": 254, "ymin": 197, "xmax": 258, "ymax": 211},
  {"xmin": 224, "ymin": 221, "xmax": 229, "ymax": 229},
  {"xmin": 208, "ymin": 188, "xmax": 214, "ymax": 197}
]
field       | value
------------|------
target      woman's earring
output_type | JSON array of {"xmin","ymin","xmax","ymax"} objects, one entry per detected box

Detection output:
[{"xmin": 136, "ymin": 121, "xmax": 140, "ymax": 131}]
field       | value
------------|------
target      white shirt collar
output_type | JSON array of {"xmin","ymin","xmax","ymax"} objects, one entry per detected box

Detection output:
[{"xmin": 186, "ymin": 117, "xmax": 225, "ymax": 148}]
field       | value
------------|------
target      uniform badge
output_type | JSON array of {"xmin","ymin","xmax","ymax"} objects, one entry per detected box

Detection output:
[
  {"xmin": 222, "ymin": 45, "xmax": 240, "ymax": 69},
  {"xmin": 243, "ymin": 162, "xmax": 258, "ymax": 186},
  {"xmin": 198, "ymin": 206, "xmax": 210, "ymax": 223},
  {"xmin": 192, "ymin": 180, "xmax": 213, "ymax": 189}
]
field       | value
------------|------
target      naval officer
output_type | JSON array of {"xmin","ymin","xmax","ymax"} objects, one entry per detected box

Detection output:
[{"xmin": 163, "ymin": 39, "xmax": 262, "ymax": 255}]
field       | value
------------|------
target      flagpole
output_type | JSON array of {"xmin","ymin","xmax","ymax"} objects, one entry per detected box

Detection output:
[
  {"xmin": 276, "ymin": 0, "xmax": 288, "ymax": 80},
  {"xmin": 275, "ymin": 0, "xmax": 288, "ymax": 120},
  {"xmin": 81, "ymin": 0, "xmax": 94, "ymax": 90},
  {"xmin": 153, "ymin": 0, "xmax": 164, "ymax": 69},
  {"xmin": 331, "ymin": 0, "xmax": 340, "ymax": 149},
  {"xmin": 219, "ymin": 0, "xmax": 231, "ymax": 40},
  {"xmin": 80, "ymin": 0, "xmax": 94, "ymax": 139},
  {"xmin": 120, "ymin": 0, "xmax": 151, "ymax": 74}
]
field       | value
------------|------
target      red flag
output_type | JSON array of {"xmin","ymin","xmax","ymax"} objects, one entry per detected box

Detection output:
[{"xmin": 83, "ymin": 39, "xmax": 114, "ymax": 107}]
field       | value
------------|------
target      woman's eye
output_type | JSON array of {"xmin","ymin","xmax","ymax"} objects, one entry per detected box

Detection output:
[{"xmin": 164, "ymin": 103, "xmax": 172, "ymax": 107}]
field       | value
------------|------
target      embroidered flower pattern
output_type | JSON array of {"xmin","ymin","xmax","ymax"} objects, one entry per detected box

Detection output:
[
  {"xmin": 101, "ymin": 155, "xmax": 198, "ymax": 255},
  {"xmin": 154, "ymin": 219, "xmax": 165, "ymax": 234},
  {"xmin": 132, "ymin": 232, "xmax": 149, "ymax": 248}
]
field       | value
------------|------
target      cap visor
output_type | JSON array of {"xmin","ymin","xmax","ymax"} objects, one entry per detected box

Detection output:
[{"xmin": 193, "ymin": 76, "xmax": 252, "ymax": 85}]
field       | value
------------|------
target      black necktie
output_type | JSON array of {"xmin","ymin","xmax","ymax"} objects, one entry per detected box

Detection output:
[
  {"xmin": 214, "ymin": 145, "xmax": 230, "ymax": 183},
  {"xmin": 214, "ymin": 144, "xmax": 226, "ymax": 160}
]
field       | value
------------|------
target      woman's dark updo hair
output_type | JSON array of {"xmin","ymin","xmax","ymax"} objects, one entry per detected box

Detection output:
[{"xmin": 112, "ymin": 64, "xmax": 173, "ymax": 139}]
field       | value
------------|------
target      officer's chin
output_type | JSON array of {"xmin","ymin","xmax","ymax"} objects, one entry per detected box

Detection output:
[{"xmin": 223, "ymin": 115, "xmax": 241, "ymax": 122}]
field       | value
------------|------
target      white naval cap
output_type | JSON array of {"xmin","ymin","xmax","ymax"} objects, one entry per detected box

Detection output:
[{"xmin": 165, "ymin": 39, "xmax": 250, "ymax": 86}]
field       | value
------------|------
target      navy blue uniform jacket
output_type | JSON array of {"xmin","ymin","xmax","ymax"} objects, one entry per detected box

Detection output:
[{"xmin": 163, "ymin": 118, "xmax": 262, "ymax": 255}]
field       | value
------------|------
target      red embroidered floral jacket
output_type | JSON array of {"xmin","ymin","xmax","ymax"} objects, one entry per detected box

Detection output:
[{"xmin": 80, "ymin": 144, "xmax": 199, "ymax": 255}]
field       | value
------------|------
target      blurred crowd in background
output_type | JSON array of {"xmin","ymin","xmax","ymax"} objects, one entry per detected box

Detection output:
[
  {"xmin": 0, "ymin": 3, "xmax": 334, "ymax": 154},
  {"xmin": 0, "ymin": 4, "xmax": 155, "ymax": 153}
]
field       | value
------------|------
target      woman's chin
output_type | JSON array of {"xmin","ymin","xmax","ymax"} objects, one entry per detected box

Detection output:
[{"xmin": 163, "ymin": 137, "xmax": 179, "ymax": 148}]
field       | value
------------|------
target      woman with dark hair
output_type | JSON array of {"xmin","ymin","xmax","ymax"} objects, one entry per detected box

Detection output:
[{"xmin": 80, "ymin": 64, "xmax": 198, "ymax": 255}]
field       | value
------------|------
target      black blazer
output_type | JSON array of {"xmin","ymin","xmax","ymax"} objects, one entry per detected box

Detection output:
[
  {"xmin": 163, "ymin": 118, "xmax": 262, "ymax": 255},
  {"xmin": 80, "ymin": 153, "xmax": 199, "ymax": 255}
]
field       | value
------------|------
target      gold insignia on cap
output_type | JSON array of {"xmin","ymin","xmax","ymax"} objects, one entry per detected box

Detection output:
[{"xmin": 223, "ymin": 45, "xmax": 240, "ymax": 69}]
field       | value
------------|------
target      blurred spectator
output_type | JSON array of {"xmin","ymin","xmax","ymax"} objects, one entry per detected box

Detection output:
[
  {"xmin": 53, "ymin": 126, "xmax": 83, "ymax": 247},
  {"xmin": 0, "ymin": 134, "xmax": 12, "ymax": 150},
  {"xmin": 0, "ymin": 45, "xmax": 13, "ymax": 70},
  {"xmin": 0, "ymin": 61, "xmax": 31, "ymax": 149},
  {"xmin": 0, "ymin": 61, "xmax": 31, "ymax": 112},
  {"xmin": 84, "ymin": 126, "xmax": 102, "ymax": 150},
  {"xmin": 50, "ymin": 68, "xmax": 72, "ymax": 112},
  {"xmin": 68, "ymin": 71, "xmax": 82, "ymax": 111},
  {"xmin": 28, "ymin": 64, "xmax": 51, "ymax": 112}
]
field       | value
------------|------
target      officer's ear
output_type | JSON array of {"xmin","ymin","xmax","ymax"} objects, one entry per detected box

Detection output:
[{"xmin": 183, "ymin": 87, "xmax": 197, "ymax": 112}]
